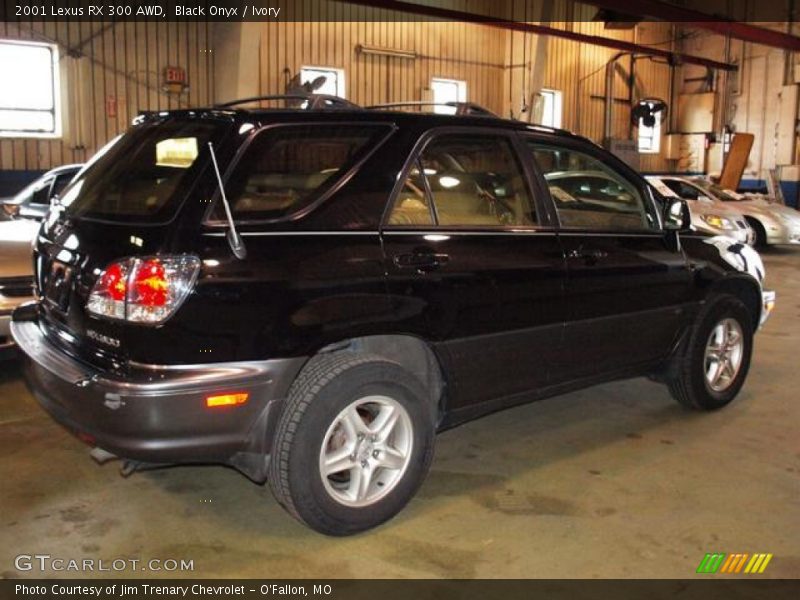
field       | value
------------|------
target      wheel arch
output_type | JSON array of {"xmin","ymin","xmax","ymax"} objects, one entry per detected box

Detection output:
[
  {"xmin": 708, "ymin": 275, "xmax": 762, "ymax": 332},
  {"xmin": 316, "ymin": 334, "xmax": 447, "ymax": 423},
  {"xmin": 743, "ymin": 215, "xmax": 767, "ymax": 245}
]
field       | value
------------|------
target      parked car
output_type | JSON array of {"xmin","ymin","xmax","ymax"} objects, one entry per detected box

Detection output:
[
  {"xmin": 0, "ymin": 165, "xmax": 81, "ymax": 354},
  {"xmin": 0, "ymin": 219, "xmax": 39, "ymax": 354},
  {"xmin": 1, "ymin": 164, "xmax": 82, "ymax": 221},
  {"xmin": 11, "ymin": 97, "xmax": 775, "ymax": 535},
  {"xmin": 646, "ymin": 175, "xmax": 755, "ymax": 245},
  {"xmin": 655, "ymin": 175, "xmax": 800, "ymax": 247}
]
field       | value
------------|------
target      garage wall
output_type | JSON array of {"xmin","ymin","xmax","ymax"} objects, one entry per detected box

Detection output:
[
  {"xmin": 217, "ymin": 2, "xmax": 675, "ymax": 171},
  {"xmin": 0, "ymin": 0, "xmax": 702, "ymax": 180},
  {"xmin": 504, "ymin": 10, "xmax": 674, "ymax": 172},
  {"xmin": 0, "ymin": 20, "xmax": 213, "ymax": 173}
]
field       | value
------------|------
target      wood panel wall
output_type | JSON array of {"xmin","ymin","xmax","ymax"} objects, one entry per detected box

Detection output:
[
  {"xmin": 1, "ymin": 0, "xmax": 679, "ymax": 174},
  {"xmin": 0, "ymin": 20, "xmax": 213, "ymax": 171}
]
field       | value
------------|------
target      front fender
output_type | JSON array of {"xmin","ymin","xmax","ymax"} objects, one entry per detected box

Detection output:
[{"xmin": 681, "ymin": 234, "xmax": 772, "ymax": 329}]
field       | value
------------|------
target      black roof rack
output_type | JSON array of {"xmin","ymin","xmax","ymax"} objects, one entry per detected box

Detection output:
[
  {"xmin": 366, "ymin": 101, "xmax": 497, "ymax": 117},
  {"xmin": 215, "ymin": 94, "xmax": 362, "ymax": 110}
]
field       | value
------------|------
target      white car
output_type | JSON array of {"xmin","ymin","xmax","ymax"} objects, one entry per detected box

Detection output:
[
  {"xmin": 655, "ymin": 175, "xmax": 800, "ymax": 247},
  {"xmin": 646, "ymin": 175, "xmax": 755, "ymax": 245}
]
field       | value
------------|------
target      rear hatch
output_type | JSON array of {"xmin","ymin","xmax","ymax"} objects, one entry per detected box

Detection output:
[{"xmin": 34, "ymin": 116, "xmax": 234, "ymax": 371}]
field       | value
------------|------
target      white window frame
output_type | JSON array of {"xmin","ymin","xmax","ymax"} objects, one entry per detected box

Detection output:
[
  {"xmin": 300, "ymin": 66, "xmax": 346, "ymax": 99},
  {"xmin": 539, "ymin": 88, "xmax": 563, "ymax": 128},
  {"xmin": 431, "ymin": 78, "xmax": 467, "ymax": 114},
  {"xmin": 0, "ymin": 39, "xmax": 62, "ymax": 138},
  {"xmin": 638, "ymin": 112, "xmax": 662, "ymax": 154}
]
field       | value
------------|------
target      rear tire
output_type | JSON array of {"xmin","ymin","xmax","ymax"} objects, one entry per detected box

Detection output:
[
  {"xmin": 268, "ymin": 352, "xmax": 435, "ymax": 536},
  {"xmin": 667, "ymin": 295, "xmax": 753, "ymax": 411}
]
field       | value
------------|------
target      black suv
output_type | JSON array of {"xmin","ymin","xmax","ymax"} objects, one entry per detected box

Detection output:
[{"xmin": 12, "ymin": 96, "xmax": 775, "ymax": 535}]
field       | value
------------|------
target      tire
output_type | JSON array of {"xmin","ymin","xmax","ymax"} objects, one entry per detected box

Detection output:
[
  {"xmin": 667, "ymin": 294, "xmax": 753, "ymax": 411},
  {"xmin": 746, "ymin": 217, "xmax": 768, "ymax": 248},
  {"xmin": 268, "ymin": 352, "xmax": 436, "ymax": 536}
]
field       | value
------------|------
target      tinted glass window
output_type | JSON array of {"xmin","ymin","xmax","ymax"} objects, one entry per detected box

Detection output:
[
  {"xmin": 387, "ymin": 160, "xmax": 434, "ymax": 226},
  {"xmin": 388, "ymin": 134, "xmax": 535, "ymax": 227},
  {"xmin": 30, "ymin": 178, "xmax": 53, "ymax": 205},
  {"xmin": 51, "ymin": 172, "xmax": 75, "ymax": 199},
  {"xmin": 62, "ymin": 120, "xmax": 228, "ymax": 223},
  {"xmin": 529, "ymin": 143, "xmax": 653, "ymax": 231},
  {"xmin": 663, "ymin": 179, "xmax": 700, "ymax": 200},
  {"xmin": 218, "ymin": 124, "xmax": 389, "ymax": 221}
]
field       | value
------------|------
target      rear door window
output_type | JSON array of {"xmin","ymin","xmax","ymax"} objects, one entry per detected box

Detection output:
[
  {"xmin": 214, "ymin": 124, "xmax": 392, "ymax": 222},
  {"xmin": 387, "ymin": 133, "xmax": 536, "ymax": 227}
]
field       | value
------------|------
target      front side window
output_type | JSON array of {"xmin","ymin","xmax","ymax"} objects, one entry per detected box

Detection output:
[
  {"xmin": 388, "ymin": 134, "xmax": 536, "ymax": 227},
  {"xmin": 0, "ymin": 40, "xmax": 60, "ymax": 137},
  {"xmin": 529, "ymin": 143, "xmax": 653, "ymax": 231},
  {"xmin": 217, "ymin": 124, "xmax": 389, "ymax": 222}
]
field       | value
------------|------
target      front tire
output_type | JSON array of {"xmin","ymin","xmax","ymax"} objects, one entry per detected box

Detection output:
[
  {"xmin": 746, "ymin": 217, "xmax": 768, "ymax": 248},
  {"xmin": 268, "ymin": 352, "xmax": 435, "ymax": 536},
  {"xmin": 667, "ymin": 295, "xmax": 753, "ymax": 411}
]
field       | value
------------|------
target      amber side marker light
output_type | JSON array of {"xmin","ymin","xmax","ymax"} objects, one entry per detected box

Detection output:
[{"xmin": 206, "ymin": 392, "xmax": 249, "ymax": 408}]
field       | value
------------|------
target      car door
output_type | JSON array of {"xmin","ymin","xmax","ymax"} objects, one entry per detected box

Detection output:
[
  {"xmin": 380, "ymin": 128, "xmax": 568, "ymax": 411},
  {"xmin": 522, "ymin": 137, "xmax": 695, "ymax": 381}
]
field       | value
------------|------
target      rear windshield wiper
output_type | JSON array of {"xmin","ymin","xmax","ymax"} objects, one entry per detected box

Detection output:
[{"xmin": 207, "ymin": 142, "xmax": 247, "ymax": 260}]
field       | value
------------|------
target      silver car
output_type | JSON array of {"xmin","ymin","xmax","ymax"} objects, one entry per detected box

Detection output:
[
  {"xmin": 0, "ymin": 219, "xmax": 38, "ymax": 353},
  {"xmin": 658, "ymin": 175, "xmax": 800, "ymax": 247},
  {"xmin": 647, "ymin": 175, "xmax": 755, "ymax": 245},
  {"xmin": 1, "ymin": 164, "xmax": 82, "ymax": 221}
]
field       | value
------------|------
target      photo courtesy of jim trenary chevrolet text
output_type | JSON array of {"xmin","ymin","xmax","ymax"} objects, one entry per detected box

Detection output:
[{"xmin": 0, "ymin": 0, "xmax": 799, "ymax": 597}]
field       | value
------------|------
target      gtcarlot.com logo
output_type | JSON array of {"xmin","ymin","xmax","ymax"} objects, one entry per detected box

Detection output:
[{"xmin": 696, "ymin": 552, "xmax": 773, "ymax": 574}]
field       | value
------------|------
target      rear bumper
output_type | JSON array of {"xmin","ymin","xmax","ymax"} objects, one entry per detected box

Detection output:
[{"xmin": 11, "ymin": 315, "xmax": 306, "ymax": 481}]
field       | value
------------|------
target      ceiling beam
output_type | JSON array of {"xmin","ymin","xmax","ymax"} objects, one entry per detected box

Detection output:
[
  {"xmin": 339, "ymin": 0, "xmax": 737, "ymax": 71},
  {"xmin": 583, "ymin": 0, "xmax": 800, "ymax": 52}
]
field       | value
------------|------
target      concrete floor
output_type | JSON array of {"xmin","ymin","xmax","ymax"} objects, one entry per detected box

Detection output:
[{"xmin": 1, "ymin": 249, "xmax": 798, "ymax": 580}]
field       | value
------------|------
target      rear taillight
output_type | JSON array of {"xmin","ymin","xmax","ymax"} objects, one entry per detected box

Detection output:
[{"xmin": 87, "ymin": 255, "xmax": 200, "ymax": 325}]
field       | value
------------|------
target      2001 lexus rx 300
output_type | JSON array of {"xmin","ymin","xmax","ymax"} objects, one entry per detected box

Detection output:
[{"xmin": 12, "ymin": 96, "xmax": 775, "ymax": 535}]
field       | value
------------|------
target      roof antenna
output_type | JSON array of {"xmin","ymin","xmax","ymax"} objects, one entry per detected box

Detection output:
[{"xmin": 207, "ymin": 142, "xmax": 246, "ymax": 260}]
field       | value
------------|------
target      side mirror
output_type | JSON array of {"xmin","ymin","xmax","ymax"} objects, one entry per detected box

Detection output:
[{"xmin": 663, "ymin": 197, "xmax": 691, "ymax": 231}]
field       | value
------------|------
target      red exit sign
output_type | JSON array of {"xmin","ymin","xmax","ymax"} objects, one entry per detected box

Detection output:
[{"xmin": 163, "ymin": 66, "xmax": 186, "ymax": 85}]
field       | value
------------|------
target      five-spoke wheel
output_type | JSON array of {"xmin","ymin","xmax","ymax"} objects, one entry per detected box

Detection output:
[{"xmin": 320, "ymin": 395, "xmax": 413, "ymax": 507}]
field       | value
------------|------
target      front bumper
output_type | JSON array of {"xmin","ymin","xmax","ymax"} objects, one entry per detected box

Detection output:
[
  {"xmin": 761, "ymin": 290, "xmax": 776, "ymax": 327},
  {"xmin": 765, "ymin": 221, "xmax": 800, "ymax": 245},
  {"xmin": 11, "ymin": 315, "xmax": 306, "ymax": 481}
]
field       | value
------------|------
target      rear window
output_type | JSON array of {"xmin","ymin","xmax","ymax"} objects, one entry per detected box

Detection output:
[
  {"xmin": 61, "ymin": 120, "xmax": 229, "ymax": 223},
  {"xmin": 211, "ymin": 124, "xmax": 391, "ymax": 222}
]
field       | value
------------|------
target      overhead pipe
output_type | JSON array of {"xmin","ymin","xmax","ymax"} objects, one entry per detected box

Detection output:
[
  {"xmin": 581, "ymin": 0, "xmax": 800, "ymax": 53},
  {"xmin": 338, "ymin": 0, "xmax": 737, "ymax": 72}
]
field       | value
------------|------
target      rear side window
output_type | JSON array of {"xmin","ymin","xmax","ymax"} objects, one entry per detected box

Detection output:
[
  {"xmin": 62, "ymin": 120, "xmax": 228, "ymax": 223},
  {"xmin": 388, "ymin": 133, "xmax": 536, "ymax": 227},
  {"xmin": 216, "ymin": 124, "xmax": 390, "ymax": 221}
]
